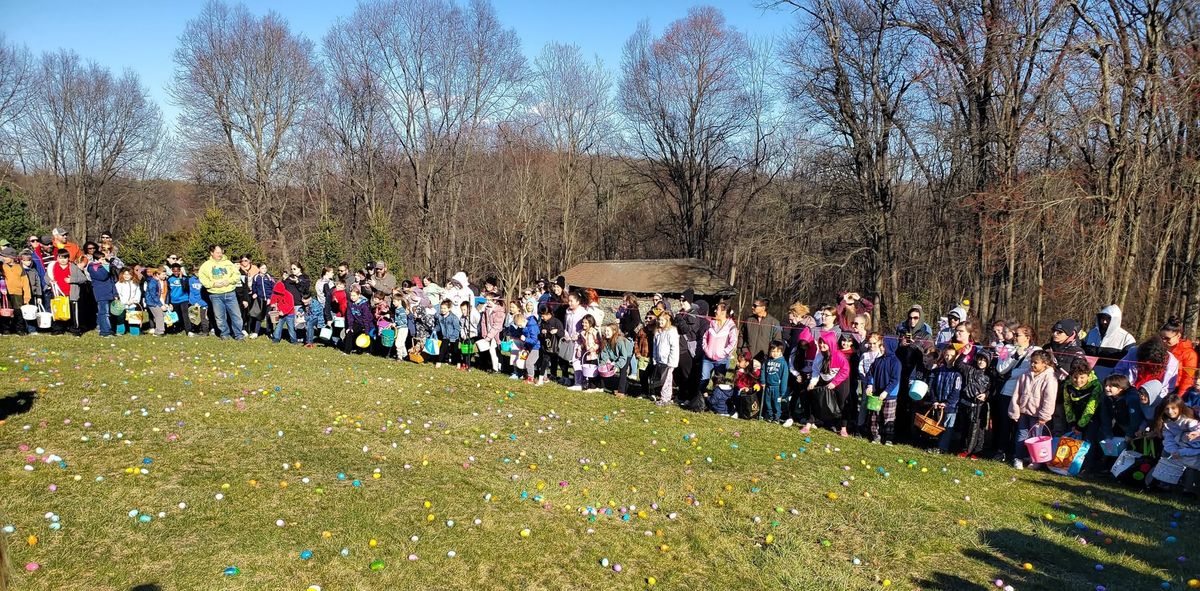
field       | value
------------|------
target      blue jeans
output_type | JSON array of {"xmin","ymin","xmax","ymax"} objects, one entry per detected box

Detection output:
[
  {"xmin": 272, "ymin": 314, "xmax": 297, "ymax": 343},
  {"xmin": 304, "ymin": 320, "xmax": 317, "ymax": 344},
  {"xmin": 1013, "ymin": 415, "xmax": 1045, "ymax": 462},
  {"xmin": 96, "ymin": 300, "xmax": 113, "ymax": 336},
  {"xmin": 700, "ymin": 357, "xmax": 729, "ymax": 382},
  {"xmin": 209, "ymin": 291, "xmax": 244, "ymax": 340},
  {"xmin": 938, "ymin": 411, "xmax": 958, "ymax": 452}
]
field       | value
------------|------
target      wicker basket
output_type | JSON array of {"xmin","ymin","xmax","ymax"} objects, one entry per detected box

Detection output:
[{"xmin": 914, "ymin": 408, "xmax": 946, "ymax": 437}]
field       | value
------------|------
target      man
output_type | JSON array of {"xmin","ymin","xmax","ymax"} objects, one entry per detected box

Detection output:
[
  {"xmin": 740, "ymin": 297, "xmax": 781, "ymax": 362},
  {"xmin": 934, "ymin": 306, "xmax": 967, "ymax": 348},
  {"xmin": 895, "ymin": 304, "xmax": 933, "ymax": 341},
  {"xmin": 198, "ymin": 245, "xmax": 244, "ymax": 340},
  {"xmin": 25, "ymin": 235, "xmax": 50, "ymax": 308},
  {"xmin": 51, "ymin": 228, "xmax": 81, "ymax": 263},
  {"xmin": 368, "ymin": 261, "xmax": 396, "ymax": 296},
  {"xmin": 1082, "ymin": 305, "xmax": 1136, "ymax": 380},
  {"xmin": 36, "ymin": 234, "xmax": 55, "ymax": 269}
]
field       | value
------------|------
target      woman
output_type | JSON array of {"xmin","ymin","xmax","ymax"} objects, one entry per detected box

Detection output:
[
  {"xmin": 635, "ymin": 312, "xmax": 658, "ymax": 396},
  {"xmin": 599, "ymin": 322, "xmax": 634, "ymax": 397},
  {"xmin": 991, "ymin": 325, "xmax": 1040, "ymax": 462},
  {"xmin": 805, "ymin": 332, "xmax": 851, "ymax": 436},
  {"xmin": 1160, "ymin": 316, "xmax": 1197, "ymax": 397},
  {"xmin": 143, "ymin": 266, "xmax": 168, "ymax": 336},
  {"xmin": 1113, "ymin": 338, "xmax": 1180, "ymax": 427},
  {"xmin": 699, "ymin": 302, "xmax": 738, "ymax": 395},
  {"xmin": 584, "ymin": 288, "xmax": 605, "ymax": 327},
  {"xmin": 652, "ymin": 313, "xmax": 679, "ymax": 405},
  {"xmin": 114, "ymin": 267, "xmax": 143, "ymax": 335},
  {"xmin": 835, "ymin": 291, "xmax": 874, "ymax": 333},
  {"xmin": 314, "ymin": 267, "xmax": 335, "ymax": 306},
  {"xmin": 948, "ymin": 320, "xmax": 976, "ymax": 364},
  {"xmin": 249, "ymin": 263, "xmax": 276, "ymax": 338},
  {"xmin": 284, "ymin": 263, "xmax": 311, "ymax": 310},
  {"xmin": 236, "ymin": 256, "xmax": 257, "ymax": 335},
  {"xmin": 617, "ymin": 293, "xmax": 641, "ymax": 338},
  {"xmin": 781, "ymin": 302, "xmax": 811, "ymax": 358}
]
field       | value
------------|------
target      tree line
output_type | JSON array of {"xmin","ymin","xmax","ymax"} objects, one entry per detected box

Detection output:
[{"xmin": 0, "ymin": 0, "xmax": 1198, "ymax": 336}]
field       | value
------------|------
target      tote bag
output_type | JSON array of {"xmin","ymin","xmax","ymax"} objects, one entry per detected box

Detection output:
[
  {"xmin": 1047, "ymin": 436, "xmax": 1091, "ymax": 477},
  {"xmin": 51, "ymin": 296, "xmax": 70, "ymax": 320},
  {"xmin": 423, "ymin": 337, "xmax": 441, "ymax": 356}
]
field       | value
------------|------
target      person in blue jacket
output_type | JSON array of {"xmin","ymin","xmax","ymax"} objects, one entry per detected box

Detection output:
[
  {"xmin": 433, "ymin": 298, "xmax": 461, "ymax": 367},
  {"xmin": 87, "ymin": 255, "xmax": 117, "ymax": 337},
  {"xmin": 166, "ymin": 263, "xmax": 190, "ymax": 335},
  {"xmin": 187, "ymin": 270, "xmax": 209, "ymax": 336},
  {"xmin": 928, "ymin": 348, "xmax": 963, "ymax": 453},
  {"xmin": 249, "ymin": 264, "xmax": 276, "ymax": 338},
  {"xmin": 760, "ymin": 340, "xmax": 790, "ymax": 423},
  {"xmin": 864, "ymin": 336, "xmax": 902, "ymax": 444}
]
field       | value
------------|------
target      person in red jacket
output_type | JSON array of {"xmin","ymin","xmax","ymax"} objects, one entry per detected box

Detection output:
[
  {"xmin": 268, "ymin": 281, "xmax": 297, "ymax": 344},
  {"xmin": 1161, "ymin": 316, "xmax": 1197, "ymax": 396}
]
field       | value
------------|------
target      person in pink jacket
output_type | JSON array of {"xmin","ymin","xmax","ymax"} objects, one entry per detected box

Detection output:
[
  {"xmin": 1008, "ymin": 350, "xmax": 1058, "ymax": 469},
  {"xmin": 800, "ymin": 331, "xmax": 851, "ymax": 435},
  {"xmin": 700, "ymin": 302, "xmax": 739, "ymax": 394},
  {"xmin": 480, "ymin": 294, "xmax": 507, "ymax": 372}
]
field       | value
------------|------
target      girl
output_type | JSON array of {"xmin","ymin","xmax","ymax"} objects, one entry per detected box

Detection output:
[
  {"xmin": 584, "ymin": 288, "xmax": 605, "ymax": 327},
  {"xmin": 515, "ymin": 311, "xmax": 541, "ymax": 384},
  {"xmin": 570, "ymin": 314, "xmax": 601, "ymax": 391},
  {"xmin": 460, "ymin": 300, "xmax": 480, "ymax": 370},
  {"xmin": 144, "ymin": 266, "xmax": 168, "ymax": 336},
  {"xmin": 957, "ymin": 350, "xmax": 991, "ymax": 457},
  {"xmin": 599, "ymin": 322, "xmax": 634, "ymax": 396},
  {"xmin": 635, "ymin": 312, "xmax": 657, "ymax": 395},
  {"xmin": 652, "ymin": 313, "xmax": 679, "ymax": 405},
  {"xmin": 804, "ymin": 332, "xmax": 850, "ymax": 436},
  {"xmin": 1160, "ymin": 316, "xmax": 1197, "ymax": 397},
  {"xmin": 1008, "ymin": 350, "xmax": 1058, "ymax": 469},
  {"xmin": 249, "ymin": 263, "xmax": 275, "ymax": 338},
  {"xmin": 284, "ymin": 263, "xmax": 311, "ymax": 309},
  {"xmin": 617, "ymin": 293, "xmax": 641, "ymax": 338},
  {"xmin": 928, "ymin": 348, "xmax": 963, "ymax": 453},
  {"xmin": 700, "ymin": 302, "xmax": 738, "ymax": 395},
  {"xmin": 991, "ymin": 325, "xmax": 1040, "ymax": 462},
  {"xmin": 114, "ymin": 267, "xmax": 143, "ymax": 335},
  {"xmin": 730, "ymin": 353, "xmax": 760, "ymax": 417},
  {"xmin": 856, "ymin": 333, "xmax": 883, "ymax": 430},
  {"xmin": 391, "ymin": 291, "xmax": 410, "ymax": 360},
  {"xmin": 838, "ymin": 333, "xmax": 862, "ymax": 434},
  {"xmin": 1156, "ymin": 398, "xmax": 1200, "ymax": 469},
  {"xmin": 505, "ymin": 300, "xmax": 526, "ymax": 377}
]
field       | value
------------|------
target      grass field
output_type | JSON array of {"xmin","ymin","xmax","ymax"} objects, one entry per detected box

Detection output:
[{"xmin": 0, "ymin": 335, "xmax": 1195, "ymax": 591}]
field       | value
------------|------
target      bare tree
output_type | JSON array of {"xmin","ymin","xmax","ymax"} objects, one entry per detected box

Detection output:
[
  {"xmin": 170, "ymin": 0, "xmax": 321, "ymax": 262},
  {"xmin": 0, "ymin": 34, "xmax": 33, "ymax": 164},
  {"xmin": 619, "ymin": 6, "xmax": 777, "ymax": 260}
]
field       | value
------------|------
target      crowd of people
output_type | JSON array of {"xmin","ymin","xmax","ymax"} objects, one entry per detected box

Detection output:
[{"xmin": 2, "ymin": 235, "xmax": 1199, "ymax": 485}]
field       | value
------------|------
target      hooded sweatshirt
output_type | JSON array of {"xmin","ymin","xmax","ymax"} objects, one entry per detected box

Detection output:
[
  {"xmin": 1062, "ymin": 373, "xmax": 1101, "ymax": 430},
  {"xmin": 702, "ymin": 315, "xmax": 739, "ymax": 362},
  {"xmin": 446, "ymin": 272, "xmax": 473, "ymax": 316},
  {"xmin": 269, "ymin": 281, "xmax": 295, "ymax": 316},
  {"xmin": 866, "ymin": 337, "xmax": 902, "ymax": 399},
  {"xmin": 807, "ymin": 332, "xmax": 849, "ymax": 389},
  {"xmin": 1082, "ymin": 305, "xmax": 1137, "ymax": 379},
  {"xmin": 1008, "ymin": 366, "xmax": 1058, "ymax": 422},
  {"xmin": 1163, "ymin": 416, "xmax": 1200, "ymax": 458}
]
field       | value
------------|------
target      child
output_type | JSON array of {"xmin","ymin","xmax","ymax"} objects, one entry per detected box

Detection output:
[
  {"xmin": 761, "ymin": 340, "xmax": 790, "ymax": 423},
  {"xmin": 537, "ymin": 305, "xmax": 564, "ymax": 384},
  {"xmin": 1101, "ymin": 373, "xmax": 1139, "ymax": 439},
  {"xmin": 434, "ymin": 299, "xmax": 461, "ymax": 368},
  {"xmin": 1157, "ymin": 398, "xmax": 1200, "ymax": 469},
  {"xmin": 268, "ymin": 280, "xmax": 297, "ymax": 344},
  {"xmin": 651, "ymin": 313, "xmax": 679, "ymax": 405},
  {"xmin": 856, "ymin": 333, "xmax": 883, "ymax": 429},
  {"xmin": 1008, "ymin": 350, "xmax": 1057, "ymax": 469},
  {"xmin": 1062, "ymin": 358, "xmax": 1100, "ymax": 436},
  {"xmin": 803, "ymin": 333, "xmax": 849, "ymax": 435},
  {"xmin": 187, "ymin": 270, "xmax": 210, "ymax": 336},
  {"xmin": 301, "ymin": 293, "xmax": 324, "ymax": 348},
  {"xmin": 729, "ymin": 352, "xmax": 760, "ymax": 417},
  {"xmin": 709, "ymin": 376, "xmax": 736, "ymax": 416},
  {"xmin": 598, "ymin": 322, "xmax": 632, "ymax": 395},
  {"xmin": 864, "ymin": 336, "xmax": 902, "ymax": 444},
  {"xmin": 928, "ymin": 348, "xmax": 963, "ymax": 452},
  {"xmin": 342, "ymin": 284, "xmax": 374, "ymax": 354},
  {"xmin": 144, "ymin": 266, "xmax": 167, "ymax": 336},
  {"xmin": 516, "ymin": 311, "xmax": 542, "ymax": 384},
  {"xmin": 838, "ymin": 333, "xmax": 862, "ymax": 435},
  {"xmin": 391, "ymin": 292, "xmax": 409, "ymax": 359},
  {"xmin": 957, "ymin": 349, "xmax": 991, "ymax": 457},
  {"xmin": 460, "ymin": 300, "xmax": 480, "ymax": 370},
  {"xmin": 570, "ymin": 314, "xmax": 601, "ymax": 391}
]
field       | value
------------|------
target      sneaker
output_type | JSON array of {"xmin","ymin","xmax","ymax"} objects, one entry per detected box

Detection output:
[
  {"xmin": 782, "ymin": 418, "xmax": 795, "ymax": 428},
  {"xmin": 655, "ymin": 400, "xmax": 670, "ymax": 407},
  {"xmin": 304, "ymin": 344, "xmax": 315, "ymax": 349},
  {"xmin": 509, "ymin": 374, "xmax": 520, "ymax": 380},
  {"xmin": 523, "ymin": 377, "xmax": 535, "ymax": 385},
  {"xmin": 838, "ymin": 429, "xmax": 849, "ymax": 438},
  {"xmin": 249, "ymin": 333, "xmax": 258, "ymax": 339},
  {"xmin": 435, "ymin": 363, "xmax": 442, "ymax": 368},
  {"xmin": 585, "ymin": 387, "xmax": 604, "ymax": 393},
  {"xmin": 536, "ymin": 377, "xmax": 546, "ymax": 386},
  {"xmin": 871, "ymin": 436, "xmax": 882, "ymax": 444},
  {"xmin": 884, "ymin": 441, "xmax": 894, "ymax": 446},
  {"xmin": 187, "ymin": 332, "xmax": 195, "ymax": 337},
  {"xmin": 242, "ymin": 330, "xmax": 248, "ymax": 337},
  {"xmin": 1012, "ymin": 459, "xmax": 1025, "ymax": 470},
  {"xmin": 991, "ymin": 452, "xmax": 1008, "ymax": 462},
  {"xmin": 567, "ymin": 385, "xmax": 583, "ymax": 391},
  {"xmin": 799, "ymin": 425, "xmax": 811, "ymax": 435}
]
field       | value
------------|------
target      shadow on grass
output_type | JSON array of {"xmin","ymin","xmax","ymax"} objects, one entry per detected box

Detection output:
[
  {"xmin": 0, "ymin": 390, "xmax": 36, "ymax": 421},
  {"xmin": 918, "ymin": 527, "xmax": 1157, "ymax": 591},
  {"xmin": 130, "ymin": 585, "xmax": 162, "ymax": 591}
]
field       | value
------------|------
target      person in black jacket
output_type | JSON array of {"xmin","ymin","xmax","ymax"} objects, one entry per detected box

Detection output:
[
  {"xmin": 674, "ymin": 290, "xmax": 709, "ymax": 411},
  {"xmin": 284, "ymin": 263, "xmax": 311, "ymax": 311},
  {"xmin": 617, "ymin": 293, "xmax": 641, "ymax": 338},
  {"xmin": 538, "ymin": 304, "xmax": 566, "ymax": 382}
]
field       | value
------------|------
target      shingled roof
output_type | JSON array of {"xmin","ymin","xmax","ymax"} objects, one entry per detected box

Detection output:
[{"xmin": 560, "ymin": 258, "xmax": 734, "ymax": 297}]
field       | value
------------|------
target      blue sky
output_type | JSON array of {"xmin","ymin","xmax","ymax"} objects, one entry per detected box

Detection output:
[{"xmin": 1, "ymin": 0, "xmax": 793, "ymax": 123}]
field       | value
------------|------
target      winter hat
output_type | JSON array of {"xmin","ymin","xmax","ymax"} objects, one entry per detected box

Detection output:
[
  {"xmin": 909, "ymin": 304, "xmax": 923, "ymax": 315},
  {"xmin": 680, "ymin": 288, "xmax": 695, "ymax": 304},
  {"xmin": 1052, "ymin": 319, "xmax": 1079, "ymax": 338},
  {"xmin": 948, "ymin": 306, "xmax": 967, "ymax": 321},
  {"xmin": 555, "ymin": 275, "xmax": 566, "ymax": 289}
]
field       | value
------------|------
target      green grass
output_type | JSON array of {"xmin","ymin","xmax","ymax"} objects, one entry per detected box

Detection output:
[{"xmin": 0, "ymin": 334, "xmax": 1194, "ymax": 591}]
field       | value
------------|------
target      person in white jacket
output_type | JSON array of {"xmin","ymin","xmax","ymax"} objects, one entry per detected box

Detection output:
[
  {"xmin": 1082, "ymin": 304, "xmax": 1137, "ymax": 379},
  {"xmin": 652, "ymin": 313, "xmax": 679, "ymax": 406},
  {"xmin": 445, "ymin": 271, "xmax": 473, "ymax": 316},
  {"xmin": 1158, "ymin": 398, "xmax": 1200, "ymax": 469}
]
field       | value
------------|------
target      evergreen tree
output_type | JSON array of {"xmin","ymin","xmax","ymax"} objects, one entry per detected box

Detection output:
[
  {"xmin": 302, "ymin": 217, "xmax": 346, "ymax": 277},
  {"xmin": 116, "ymin": 224, "xmax": 164, "ymax": 268},
  {"xmin": 357, "ymin": 212, "xmax": 401, "ymax": 276},
  {"xmin": 0, "ymin": 186, "xmax": 43, "ymax": 249},
  {"xmin": 185, "ymin": 208, "xmax": 261, "ymax": 267}
]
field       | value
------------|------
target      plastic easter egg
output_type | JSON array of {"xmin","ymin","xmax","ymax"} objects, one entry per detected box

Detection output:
[
  {"xmin": 447, "ymin": 550, "xmax": 457, "ymax": 558},
  {"xmin": 1167, "ymin": 536, "xmax": 1178, "ymax": 543},
  {"xmin": 223, "ymin": 566, "xmax": 240, "ymax": 576},
  {"xmin": 25, "ymin": 562, "xmax": 40, "ymax": 572},
  {"xmin": 369, "ymin": 559, "xmax": 385, "ymax": 571},
  {"xmin": 1187, "ymin": 579, "xmax": 1199, "ymax": 589},
  {"xmin": 276, "ymin": 519, "xmax": 285, "ymax": 527},
  {"xmin": 520, "ymin": 528, "xmax": 531, "ymax": 538},
  {"xmin": 356, "ymin": 334, "xmax": 371, "ymax": 348},
  {"xmin": 647, "ymin": 577, "xmax": 657, "ymax": 586},
  {"xmin": 300, "ymin": 550, "xmax": 313, "ymax": 560},
  {"xmin": 1022, "ymin": 563, "xmax": 1033, "ymax": 571}
]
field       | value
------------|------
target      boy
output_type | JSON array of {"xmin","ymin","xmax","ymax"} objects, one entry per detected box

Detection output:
[
  {"xmin": 301, "ymin": 293, "xmax": 324, "ymax": 348},
  {"xmin": 434, "ymin": 299, "xmax": 461, "ymax": 368},
  {"xmin": 187, "ymin": 270, "xmax": 210, "ymax": 336},
  {"xmin": 342, "ymin": 284, "xmax": 374, "ymax": 354},
  {"xmin": 1062, "ymin": 358, "xmax": 1100, "ymax": 436},
  {"xmin": 459, "ymin": 300, "xmax": 480, "ymax": 370},
  {"xmin": 761, "ymin": 340, "xmax": 790, "ymax": 423},
  {"xmin": 268, "ymin": 280, "xmax": 297, "ymax": 344},
  {"xmin": 538, "ymin": 304, "xmax": 564, "ymax": 382}
]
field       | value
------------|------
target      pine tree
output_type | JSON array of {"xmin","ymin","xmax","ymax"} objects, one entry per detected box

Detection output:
[
  {"xmin": 302, "ymin": 217, "xmax": 346, "ymax": 277},
  {"xmin": 0, "ymin": 186, "xmax": 43, "ymax": 249},
  {"xmin": 185, "ymin": 208, "xmax": 261, "ymax": 268},
  {"xmin": 116, "ymin": 224, "xmax": 164, "ymax": 268},
  {"xmin": 357, "ymin": 212, "xmax": 401, "ymax": 276}
]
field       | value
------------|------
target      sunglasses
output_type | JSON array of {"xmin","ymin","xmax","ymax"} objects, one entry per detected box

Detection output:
[{"xmin": 909, "ymin": 316, "xmax": 920, "ymax": 320}]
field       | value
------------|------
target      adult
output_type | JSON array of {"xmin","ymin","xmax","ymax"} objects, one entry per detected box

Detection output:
[
  {"xmin": 948, "ymin": 320, "xmax": 977, "ymax": 364},
  {"xmin": 1043, "ymin": 319, "xmax": 1085, "ymax": 383},
  {"xmin": 1114, "ymin": 338, "xmax": 1180, "ymax": 421},
  {"xmin": 50, "ymin": 228, "xmax": 81, "ymax": 263},
  {"xmin": 781, "ymin": 302, "xmax": 811, "ymax": 357},
  {"xmin": 674, "ymin": 290, "xmax": 708, "ymax": 410},
  {"xmin": 284, "ymin": 263, "xmax": 311, "ymax": 308},
  {"xmin": 991, "ymin": 325, "xmax": 1040, "ymax": 462},
  {"xmin": 368, "ymin": 261, "xmax": 396, "ymax": 297},
  {"xmin": 895, "ymin": 305, "xmax": 933, "ymax": 341},
  {"xmin": 835, "ymin": 291, "xmax": 874, "ymax": 333},
  {"xmin": 1082, "ymin": 305, "xmax": 1137, "ymax": 380},
  {"xmin": 616, "ymin": 293, "xmax": 641, "ymax": 338},
  {"xmin": 235, "ymin": 255, "xmax": 257, "ymax": 333},
  {"xmin": 1159, "ymin": 316, "xmax": 1197, "ymax": 396},
  {"xmin": 314, "ymin": 266, "xmax": 335, "ymax": 306},
  {"xmin": 24, "ymin": 236, "xmax": 49, "ymax": 308},
  {"xmin": 46, "ymin": 248, "xmax": 87, "ymax": 336},
  {"xmin": 98, "ymin": 232, "xmax": 124, "ymax": 269},
  {"xmin": 699, "ymin": 302, "xmax": 738, "ymax": 397},
  {"xmin": 934, "ymin": 306, "xmax": 967, "ymax": 348},
  {"xmin": 446, "ymin": 272, "xmax": 473, "ymax": 315},
  {"xmin": 741, "ymin": 297, "xmax": 781, "ymax": 362},
  {"xmin": 560, "ymin": 290, "xmax": 589, "ymax": 383},
  {"xmin": 87, "ymin": 252, "xmax": 117, "ymax": 337},
  {"xmin": 33, "ymin": 234, "xmax": 54, "ymax": 270},
  {"xmin": 197, "ymin": 245, "xmax": 244, "ymax": 340}
]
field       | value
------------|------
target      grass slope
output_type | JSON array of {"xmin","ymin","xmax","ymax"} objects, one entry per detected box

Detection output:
[{"xmin": 0, "ymin": 335, "xmax": 1194, "ymax": 591}]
